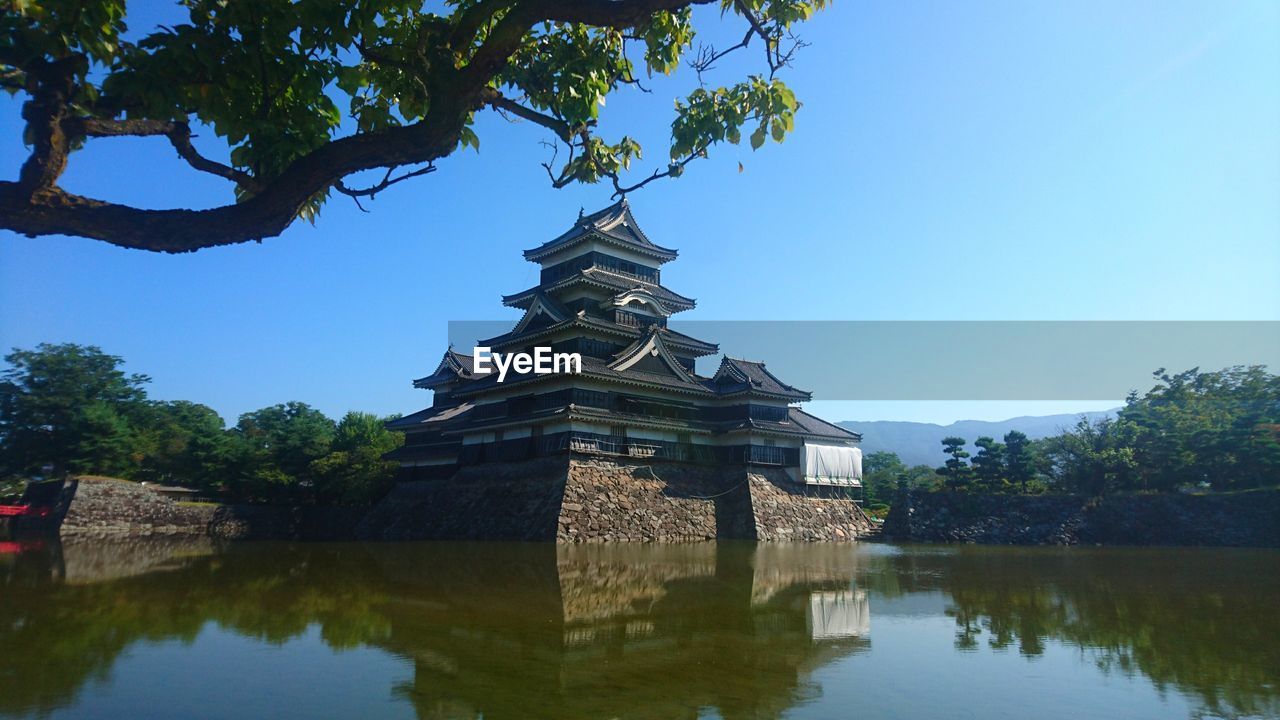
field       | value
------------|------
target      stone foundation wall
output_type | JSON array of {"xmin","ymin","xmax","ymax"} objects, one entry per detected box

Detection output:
[
  {"xmin": 558, "ymin": 459, "xmax": 753, "ymax": 542},
  {"xmin": 357, "ymin": 456, "xmax": 569, "ymax": 540},
  {"xmin": 62, "ymin": 478, "xmax": 217, "ymax": 538},
  {"xmin": 747, "ymin": 469, "xmax": 870, "ymax": 542},
  {"xmin": 61, "ymin": 477, "xmax": 363, "ymax": 540},
  {"xmin": 883, "ymin": 489, "xmax": 1280, "ymax": 547},
  {"xmin": 363, "ymin": 457, "xmax": 870, "ymax": 542}
]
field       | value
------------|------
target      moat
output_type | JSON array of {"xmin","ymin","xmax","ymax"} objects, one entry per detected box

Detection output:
[{"xmin": 3, "ymin": 541, "xmax": 1277, "ymax": 720}]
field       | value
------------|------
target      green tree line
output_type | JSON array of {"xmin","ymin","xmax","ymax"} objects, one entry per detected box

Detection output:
[
  {"xmin": 914, "ymin": 366, "xmax": 1278, "ymax": 497},
  {"xmin": 0, "ymin": 343, "xmax": 403, "ymax": 505}
]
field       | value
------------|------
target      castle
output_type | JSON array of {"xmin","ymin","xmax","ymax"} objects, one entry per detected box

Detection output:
[{"xmin": 368, "ymin": 201, "xmax": 869, "ymax": 542}]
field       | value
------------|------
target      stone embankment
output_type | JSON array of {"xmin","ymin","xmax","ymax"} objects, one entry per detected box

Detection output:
[
  {"xmin": 883, "ymin": 489, "xmax": 1280, "ymax": 547},
  {"xmin": 61, "ymin": 477, "xmax": 362, "ymax": 540},
  {"xmin": 60, "ymin": 468, "xmax": 875, "ymax": 543},
  {"xmin": 357, "ymin": 456, "xmax": 872, "ymax": 542}
]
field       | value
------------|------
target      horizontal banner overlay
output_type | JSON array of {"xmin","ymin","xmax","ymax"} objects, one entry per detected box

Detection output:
[{"xmin": 445, "ymin": 321, "xmax": 1279, "ymax": 401}]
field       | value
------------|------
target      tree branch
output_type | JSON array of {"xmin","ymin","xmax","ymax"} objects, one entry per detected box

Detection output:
[
  {"xmin": 0, "ymin": 0, "xmax": 747, "ymax": 252},
  {"xmin": 482, "ymin": 88, "xmax": 576, "ymax": 141},
  {"xmin": 334, "ymin": 163, "xmax": 437, "ymax": 198},
  {"xmin": 166, "ymin": 123, "xmax": 265, "ymax": 194},
  {"xmin": 66, "ymin": 118, "xmax": 264, "ymax": 193}
]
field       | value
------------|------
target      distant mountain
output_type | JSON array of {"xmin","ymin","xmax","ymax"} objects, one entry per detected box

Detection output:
[{"xmin": 839, "ymin": 410, "xmax": 1118, "ymax": 467}]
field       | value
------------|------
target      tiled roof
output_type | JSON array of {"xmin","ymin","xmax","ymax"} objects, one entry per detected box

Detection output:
[
  {"xmin": 784, "ymin": 408, "xmax": 862, "ymax": 441},
  {"xmin": 385, "ymin": 402, "xmax": 475, "ymax": 430},
  {"xmin": 710, "ymin": 357, "xmax": 812, "ymax": 401},
  {"xmin": 412, "ymin": 349, "xmax": 477, "ymax": 389},
  {"xmin": 502, "ymin": 269, "xmax": 695, "ymax": 311},
  {"xmin": 714, "ymin": 408, "xmax": 861, "ymax": 441},
  {"xmin": 524, "ymin": 199, "xmax": 678, "ymax": 263}
]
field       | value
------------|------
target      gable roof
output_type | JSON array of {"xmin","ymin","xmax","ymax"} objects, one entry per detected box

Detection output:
[
  {"xmin": 710, "ymin": 357, "xmax": 812, "ymax": 401},
  {"xmin": 523, "ymin": 199, "xmax": 678, "ymax": 264},
  {"xmin": 412, "ymin": 349, "xmax": 477, "ymax": 389},
  {"xmin": 608, "ymin": 328, "xmax": 699, "ymax": 384},
  {"xmin": 510, "ymin": 293, "xmax": 569, "ymax": 334}
]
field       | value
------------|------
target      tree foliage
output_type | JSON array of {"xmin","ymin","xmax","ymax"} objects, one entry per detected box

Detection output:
[
  {"xmin": 935, "ymin": 436, "xmax": 973, "ymax": 490},
  {"xmin": 911, "ymin": 366, "xmax": 1279, "ymax": 498},
  {"xmin": 0, "ymin": 343, "xmax": 149, "ymax": 475},
  {"xmin": 1118, "ymin": 366, "xmax": 1280, "ymax": 492},
  {"xmin": 1, "ymin": 0, "xmax": 829, "ymax": 251},
  {"xmin": 861, "ymin": 450, "xmax": 936, "ymax": 506},
  {"xmin": 970, "ymin": 436, "xmax": 1005, "ymax": 492},
  {"xmin": 310, "ymin": 411, "xmax": 402, "ymax": 505},
  {"xmin": 0, "ymin": 343, "xmax": 403, "ymax": 505}
]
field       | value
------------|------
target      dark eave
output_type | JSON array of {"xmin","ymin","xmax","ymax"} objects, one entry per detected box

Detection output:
[
  {"xmin": 523, "ymin": 199, "xmax": 678, "ymax": 263},
  {"xmin": 716, "ymin": 408, "xmax": 861, "ymax": 441},
  {"xmin": 412, "ymin": 349, "xmax": 478, "ymax": 389},
  {"xmin": 502, "ymin": 269, "xmax": 695, "ymax": 312},
  {"xmin": 385, "ymin": 402, "xmax": 475, "ymax": 430},
  {"xmin": 483, "ymin": 316, "xmax": 718, "ymax": 357},
  {"xmin": 709, "ymin": 356, "xmax": 811, "ymax": 401},
  {"xmin": 451, "ymin": 355, "xmax": 715, "ymax": 399}
]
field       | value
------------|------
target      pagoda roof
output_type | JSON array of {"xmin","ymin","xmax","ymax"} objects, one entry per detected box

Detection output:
[
  {"xmin": 503, "ymin": 268, "xmax": 695, "ymax": 312},
  {"xmin": 524, "ymin": 199, "xmax": 678, "ymax": 263},
  {"xmin": 709, "ymin": 357, "xmax": 812, "ymax": 401},
  {"xmin": 483, "ymin": 315, "xmax": 718, "ymax": 357},
  {"xmin": 412, "ymin": 349, "xmax": 477, "ymax": 389}
]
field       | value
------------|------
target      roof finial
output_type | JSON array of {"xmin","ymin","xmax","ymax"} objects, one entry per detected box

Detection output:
[{"xmin": 577, "ymin": 206, "xmax": 585, "ymax": 222}]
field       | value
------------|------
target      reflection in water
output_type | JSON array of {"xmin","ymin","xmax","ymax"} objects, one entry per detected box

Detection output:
[
  {"xmin": 1, "ymin": 540, "xmax": 1277, "ymax": 720},
  {"xmin": 807, "ymin": 590, "xmax": 869, "ymax": 640}
]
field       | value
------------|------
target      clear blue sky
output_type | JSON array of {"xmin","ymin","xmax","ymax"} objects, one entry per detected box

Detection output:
[{"xmin": 2, "ymin": 0, "xmax": 1277, "ymax": 426}]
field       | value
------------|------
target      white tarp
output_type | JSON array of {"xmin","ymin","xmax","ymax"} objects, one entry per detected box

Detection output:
[
  {"xmin": 801, "ymin": 442, "xmax": 863, "ymax": 486},
  {"xmin": 807, "ymin": 589, "xmax": 870, "ymax": 640}
]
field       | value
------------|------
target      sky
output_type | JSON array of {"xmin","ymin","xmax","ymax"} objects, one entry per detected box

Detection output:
[{"xmin": 1, "ymin": 0, "xmax": 1277, "ymax": 426}]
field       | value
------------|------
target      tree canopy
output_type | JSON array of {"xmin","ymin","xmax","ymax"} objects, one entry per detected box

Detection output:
[
  {"xmin": 1, "ymin": 0, "xmax": 827, "ymax": 252},
  {"xmin": 0, "ymin": 343, "xmax": 402, "ymax": 505},
  {"xmin": 910, "ymin": 366, "xmax": 1279, "ymax": 498}
]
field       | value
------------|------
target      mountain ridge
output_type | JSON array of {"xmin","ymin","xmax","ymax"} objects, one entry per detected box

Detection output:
[{"xmin": 839, "ymin": 410, "xmax": 1119, "ymax": 466}]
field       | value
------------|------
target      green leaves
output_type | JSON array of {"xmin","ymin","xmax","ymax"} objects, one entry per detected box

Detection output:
[
  {"xmin": 640, "ymin": 9, "xmax": 695, "ymax": 76},
  {"xmin": 502, "ymin": 22, "xmax": 630, "ymax": 126},
  {"xmin": 5, "ymin": 0, "xmax": 831, "ymax": 247},
  {"xmin": 671, "ymin": 76, "xmax": 800, "ymax": 161}
]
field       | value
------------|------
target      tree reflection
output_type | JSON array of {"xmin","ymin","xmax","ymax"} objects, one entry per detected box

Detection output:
[
  {"xmin": 863, "ymin": 547, "xmax": 1280, "ymax": 719},
  {"xmin": 1, "ymin": 542, "xmax": 1276, "ymax": 720}
]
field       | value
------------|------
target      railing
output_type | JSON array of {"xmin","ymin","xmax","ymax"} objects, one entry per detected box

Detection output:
[
  {"xmin": 469, "ymin": 394, "xmax": 794, "ymax": 428},
  {"xmin": 744, "ymin": 445, "xmax": 796, "ymax": 466},
  {"xmin": 540, "ymin": 252, "xmax": 661, "ymax": 285},
  {"xmin": 563, "ymin": 432, "xmax": 728, "ymax": 465},
  {"xmin": 438, "ymin": 433, "xmax": 798, "ymax": 469}
]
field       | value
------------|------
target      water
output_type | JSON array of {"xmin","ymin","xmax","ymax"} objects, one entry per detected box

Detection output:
[{"xmin": 2, "ymin": 540, "xmax": 1277, "ymax": 720}]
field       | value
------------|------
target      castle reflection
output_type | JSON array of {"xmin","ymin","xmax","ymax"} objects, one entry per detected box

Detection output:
[
  {"xmin": 3, "ymin": 541, "xmax": 1276, "ymax": 720},
  {"xmin": 1, "ymin": 540, "xmax": 870, "ymax": 720},
  {"xmin": 369, "ymin": 543, "xmax": 870, "ymax": 720}
]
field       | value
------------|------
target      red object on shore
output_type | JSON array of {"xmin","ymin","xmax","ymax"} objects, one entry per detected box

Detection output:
[
  {"xmin": 0, "ymin": 538, "xmax": 47, "ymax": 553},
  {"xmin": 0, "ymin": 504, "xmax": 54, "ymax": 517}
]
